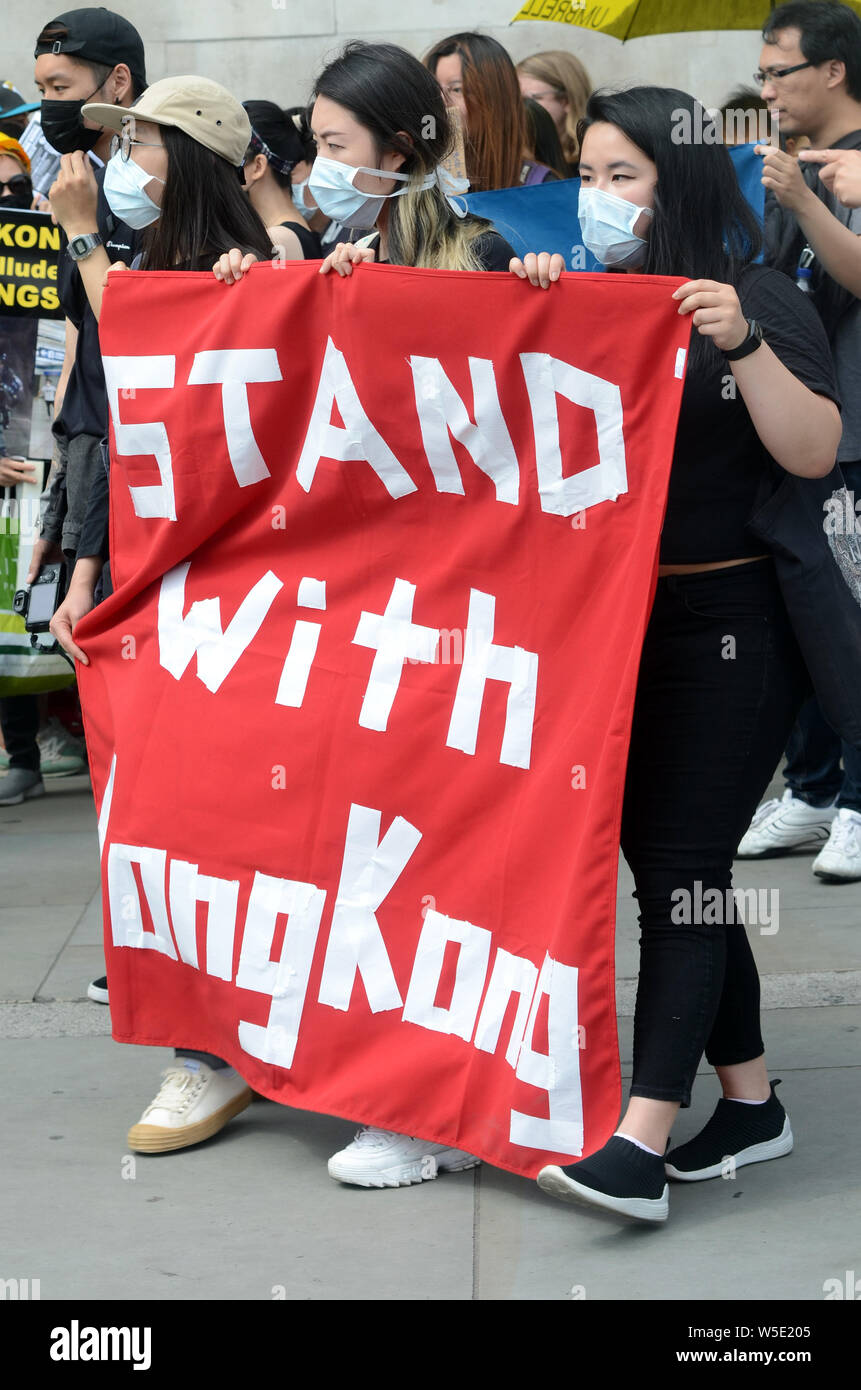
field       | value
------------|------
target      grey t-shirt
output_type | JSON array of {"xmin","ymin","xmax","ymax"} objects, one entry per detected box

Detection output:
[{"xmin": 764, "ymin": 128, "xmax": 861, "ymax": 464}]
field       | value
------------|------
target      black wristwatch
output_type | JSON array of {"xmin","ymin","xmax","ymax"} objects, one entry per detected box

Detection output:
[{"xmin": 723, "ymin": 318, "xmax": 764, "ymax": 361}]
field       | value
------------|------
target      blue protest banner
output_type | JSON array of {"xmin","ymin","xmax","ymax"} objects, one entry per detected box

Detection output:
[{"xmin": 464, "ymin": 144, "xmax": 765, "ymax": 270}]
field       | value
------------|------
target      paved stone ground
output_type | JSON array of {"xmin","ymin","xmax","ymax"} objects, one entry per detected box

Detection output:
[{"xmin": 1, "ymin": 767, "xmax": 858, "ymax": 1300}]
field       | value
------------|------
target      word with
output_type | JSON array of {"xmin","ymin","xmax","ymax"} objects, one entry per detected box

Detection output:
[
  {"xmin": 159, "ymin": 567, "xmax": 538, "ymax": 771},
  {"xmin": 50, "ymin": 1322, "xmax": 151, "ymax": 1371},
  {"xmin": 103, "ymin": 337, "xmax": 628, "ymax": 525},
  {"xmin": 670, "ymin": 883, "xmax": 778, "ymax": 935},
  {"xmin": 104, "ymin": 793, "xmax": 584, "ymax": 1155}
]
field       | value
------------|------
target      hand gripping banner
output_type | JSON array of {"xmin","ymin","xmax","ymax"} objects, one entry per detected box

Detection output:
[{"xmin": 76, "ymin": 261, "xmax": 691, "ymax": 1178}]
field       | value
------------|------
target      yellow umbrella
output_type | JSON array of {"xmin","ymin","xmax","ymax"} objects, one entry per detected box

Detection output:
[{"xmin": 510, "ymin": 0, "xmax": 861, "ymax": 40}]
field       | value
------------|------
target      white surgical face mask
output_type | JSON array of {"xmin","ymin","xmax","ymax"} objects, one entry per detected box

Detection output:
[
  {"xmin": 308, "ymin": 155, "xmax": 436, "ymax": 230},
  {"xmin": 103, "ymin": 151, "xmax": 165, "ymax": 230},
  {"xmin": 578, "ymin": 185, "xmax": 653, "ymax": 269}
]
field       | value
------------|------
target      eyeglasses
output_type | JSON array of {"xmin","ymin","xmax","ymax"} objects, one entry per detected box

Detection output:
[
  {"xmin": 753, "ymin": 61, "xmax": 814, "ymax": 86},
  {"xmin": 0, "ymin": 174, "xmax": 31, "ymax": 197},
  {"xmin": 109, "ymin": 131, "xmax": 164, "ymax": 162}
]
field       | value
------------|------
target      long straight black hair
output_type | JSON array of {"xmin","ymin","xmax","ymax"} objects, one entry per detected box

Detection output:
[
  {"xmin": 141, "ymin": 125, "xmax": 273, "ymax": 272},
  {"xmin": 579, "ymin": 87, "xmax": 763, "ymax": 368}
]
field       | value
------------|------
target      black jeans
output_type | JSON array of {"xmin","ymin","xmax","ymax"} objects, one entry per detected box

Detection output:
[
  {"xmin": 0, "ymin": 694, "xmax": 40, "ymax": 772},
  {"xmin": 620, "ymin": 559, "xmax": 811, "ymax": 1106}
]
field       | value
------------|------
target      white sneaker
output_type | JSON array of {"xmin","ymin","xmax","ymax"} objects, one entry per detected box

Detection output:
[
  {"xmin": 327, "ymin": 1127, "xmax": 480, "ymax": 1188},
  {"xmin": 127, "ymin": 1059, "xmax": 252, "ymax": 1153},
  {"xmin": 812, "ymin": 809, "xmax": 861, "ymax": 882},
  {"xmin": 736, "ymin": 789, "xmax": 838, "ymax": 858}
]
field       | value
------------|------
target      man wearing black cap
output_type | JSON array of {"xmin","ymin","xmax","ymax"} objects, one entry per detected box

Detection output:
[{"xmin": 27, "ymin": 8, "xmax": 146, "ymax": 587}]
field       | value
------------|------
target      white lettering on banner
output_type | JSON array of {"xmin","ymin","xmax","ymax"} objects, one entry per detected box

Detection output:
[
  {"xmin": 187, "ymin": 349, "xmax": 282, "ymax": 487},
  {"xmin": 158, "ymin": 561, "xmax": 283, "ymax": 693},
  {"xmin": 107, "ymin": 843, "xmax": 177, "ymax": 959},
  {"xmin": 447, "ymin": 588, "xmax": 539, "ymax": 770},
  {"xmin": 103, "ymin": 805, "xmax": 585, "ymax": 1157},
  {"xmin": 509, "ymin": 953, "xmax": 583, "ymax": 1153},
  {"xmin": 103, "ymin": 355, "xmax": 177, "ymax": 520},
  {"xmin": 317, "ymin": 803, "xmax": 422, "ymax": 1013},
  {"xmin": 275, "ymin": 620, "xmax": 321, "ymax": 708},
  {"xmin": 519, "ymin": 352, "xmax": 627, "ymax": 516},
  {"xmin": 296, "ymin": 337, "xmax": 417, "ymax": 498},
  {"xmin": 236, "ymin": 873, "xmax": 327, "ymax": 1069},
  {"xmin": 473, "ymin": 947, "xmax": 540, "ymax": 1065},
  {"xmin": 168, "ymin": 859, "xmax": 240, "ymax": 979},
  {"xmin": 402, "ymin": 909, "xmax": 492, "ymax": 1040},
  {"xmin": 409, "ymin": 356, "xmax": 520, "ymax": 504},
  {"xmin": 353, "ymin": 578, "xmax": 440, "ymax": 730}
]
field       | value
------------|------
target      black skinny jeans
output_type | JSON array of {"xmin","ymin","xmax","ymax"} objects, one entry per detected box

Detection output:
[{"xmin": 620, "ymin": 558, "xmax": 811, "ymax": 1107}]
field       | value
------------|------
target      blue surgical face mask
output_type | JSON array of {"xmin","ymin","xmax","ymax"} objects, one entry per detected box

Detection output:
[
  {"xmin": 103, "ymin": 151, "xmax": 165, "ymax": 230},
  {"xmin": 291, "ymin": 176, "xmax": 314, "ymax": 219},
  {"xmin": 308, "ymin": 155, "xmax": 435, "ymax": 230},
  {"xmin": 578, "ymin": 185, "xmax": 653, "ymax": 269}
]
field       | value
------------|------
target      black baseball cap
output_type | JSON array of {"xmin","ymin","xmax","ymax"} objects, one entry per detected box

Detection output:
[{"xmin": 34, "ymin": 9, "xmax": 147, "ymax": 91}]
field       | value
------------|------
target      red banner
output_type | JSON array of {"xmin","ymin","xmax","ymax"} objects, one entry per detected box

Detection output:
[{"xmin": 76, "ymin": 261, "xmax": 690, "ymax": 1178}]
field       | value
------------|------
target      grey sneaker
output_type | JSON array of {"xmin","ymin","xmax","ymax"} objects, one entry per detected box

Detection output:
[{"xmin": 0, "ymin": 768, "xmax": 46, "ymax": 806}]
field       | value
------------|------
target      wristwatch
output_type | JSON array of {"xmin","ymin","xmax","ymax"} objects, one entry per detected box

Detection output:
[
  {"xmin": 67, "ymin": 232, "xmax": 103, "ymax": 262},
  {"xmin": 723, "ymin": 318, "xmax": 764, "ymax": 361}
]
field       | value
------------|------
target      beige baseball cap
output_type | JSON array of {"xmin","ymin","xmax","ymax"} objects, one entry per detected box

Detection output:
[{"xmin": 83, "ymin": 75, "xmax": 250, "ymax": 168}]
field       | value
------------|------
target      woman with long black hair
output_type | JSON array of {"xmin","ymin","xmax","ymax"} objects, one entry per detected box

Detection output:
[
  {"xmin": 241, "ymin": 99, "xmax": 322, "ymax": 259},
  {"xmin": 513, "ymin": 87, "xmax": 841, "ymax": 1222},
  {"xmin": 216, "ymin": 41, "xmax": 517, "ymax": 1185}
]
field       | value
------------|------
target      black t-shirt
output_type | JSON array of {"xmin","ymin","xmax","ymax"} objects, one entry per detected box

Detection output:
[
  {"xmin": 54, "ymin": 168, "xmax": 139, "ymax": 441},
  {"xmin": 279, "ymin": 219, "xmax": 323, "ymax": 259},
  {"xmin": 367, "ymin": 228, "xmax": 515, "ymax": 271},
  {"xmin": 661, "ymin": 263, "xmax": 840, "ymax": 565}
]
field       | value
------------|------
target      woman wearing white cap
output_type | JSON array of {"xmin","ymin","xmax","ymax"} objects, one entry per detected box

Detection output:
[{"xmin": 51, "ymin": 75, "xmax": 282, "ymax": 1155}]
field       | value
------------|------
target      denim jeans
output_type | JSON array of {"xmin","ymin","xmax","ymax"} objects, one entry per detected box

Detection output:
[{"xmin": 620, "ymin": 559, "xmax": 811, "ymax": 1106}]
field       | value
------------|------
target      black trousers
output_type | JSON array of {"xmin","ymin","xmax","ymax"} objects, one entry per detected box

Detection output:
[
  {"xmin": 620, "ymin": 558, "xmax": 811, "ymax": 1107},
  {"xmin": 0, "ymin": 694, "xmax": 40, "ymax": 772}
]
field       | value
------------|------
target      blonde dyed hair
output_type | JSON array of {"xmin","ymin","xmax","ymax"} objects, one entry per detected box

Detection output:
[{"xmin": 517, "ymin": 50, "xmax": 592, "ymax": 166}]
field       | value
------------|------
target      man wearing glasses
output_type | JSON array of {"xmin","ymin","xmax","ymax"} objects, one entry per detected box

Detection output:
[{"xmin": 737, "ymin": 1, "xmax": 861, "ymax": 881}]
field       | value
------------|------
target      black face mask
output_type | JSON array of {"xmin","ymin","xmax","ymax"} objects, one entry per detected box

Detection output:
[
  {"xmin": 0, "ymin": 189, "xmax": 33, "ymax": 210},
  {"xmin": 40, "ymin": 82, "xmax": 107, "ymax": 155}
]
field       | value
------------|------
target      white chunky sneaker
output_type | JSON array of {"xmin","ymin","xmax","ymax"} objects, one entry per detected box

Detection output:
[
  {"xmin": 736, "ymin": 789, "xmax": 838, "ymax": 858},
  {"xmin": 812, "ymin": 809, "xmax": 861, "ymax": 882},
  {"xmin": 327, "ymin": 1127, "xmax": 480, "ymax": 1188},
  {"xmin": 127, "ymin": 1059, "xmax": 252, "ymax": 1153}
]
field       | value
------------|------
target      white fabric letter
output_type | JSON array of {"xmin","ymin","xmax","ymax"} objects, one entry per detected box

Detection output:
[
  {"xmin": 509, "ymin": 953, "xmax": 583, "ymax": 1155},
  {"xmin": 236, "ymin": 873, "xmax": 327, "ymax": 1069},
  {"xmin": 187, "ymin": 349, "xmax": 281, "ymax": 488},
  {"xmin": 410, "ymin": 356, "xmax": 519, "ymax": 503},
  {"xmin": 107, "ymin": 843, "xmax": 177, "ymax": 959},
  {"xmin": 473, "ymin": 947, "xmax": 540, "ymax": 1065},
  {"xmin": 446, "ymin": 588, "xmax": 538, "ymax": 770},
  {"xmin": 158, "ymin": 561, "xmax": 282, "ymax": 694},
  {"xmin": 353, "ymin": 578, "xmax": 439, "ymax": 731},
  {"xmin": 103, "ymin": 355, "xmax": 176, "ymax": 520},
  {"xmin": 296, "ymin": 337, "xmax": 416, "ymax": 498},
  {"xmin": 275, "ymin": 621, "xmax": 321, "ymax": 708},
  {"xmin": 520, "ymin": 352, "xmax": 627, "ymax": 516},
  {"xmin": 317, "ymin": 803, "xmax": 421, "ymax": 1012},
  {"xmin": 168, "ymin": 859, "xmax": 240, "ymax": 979},
  {"xmin": 402, "ymin": 909, "xmax": 492, "ymax": 1040}
]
